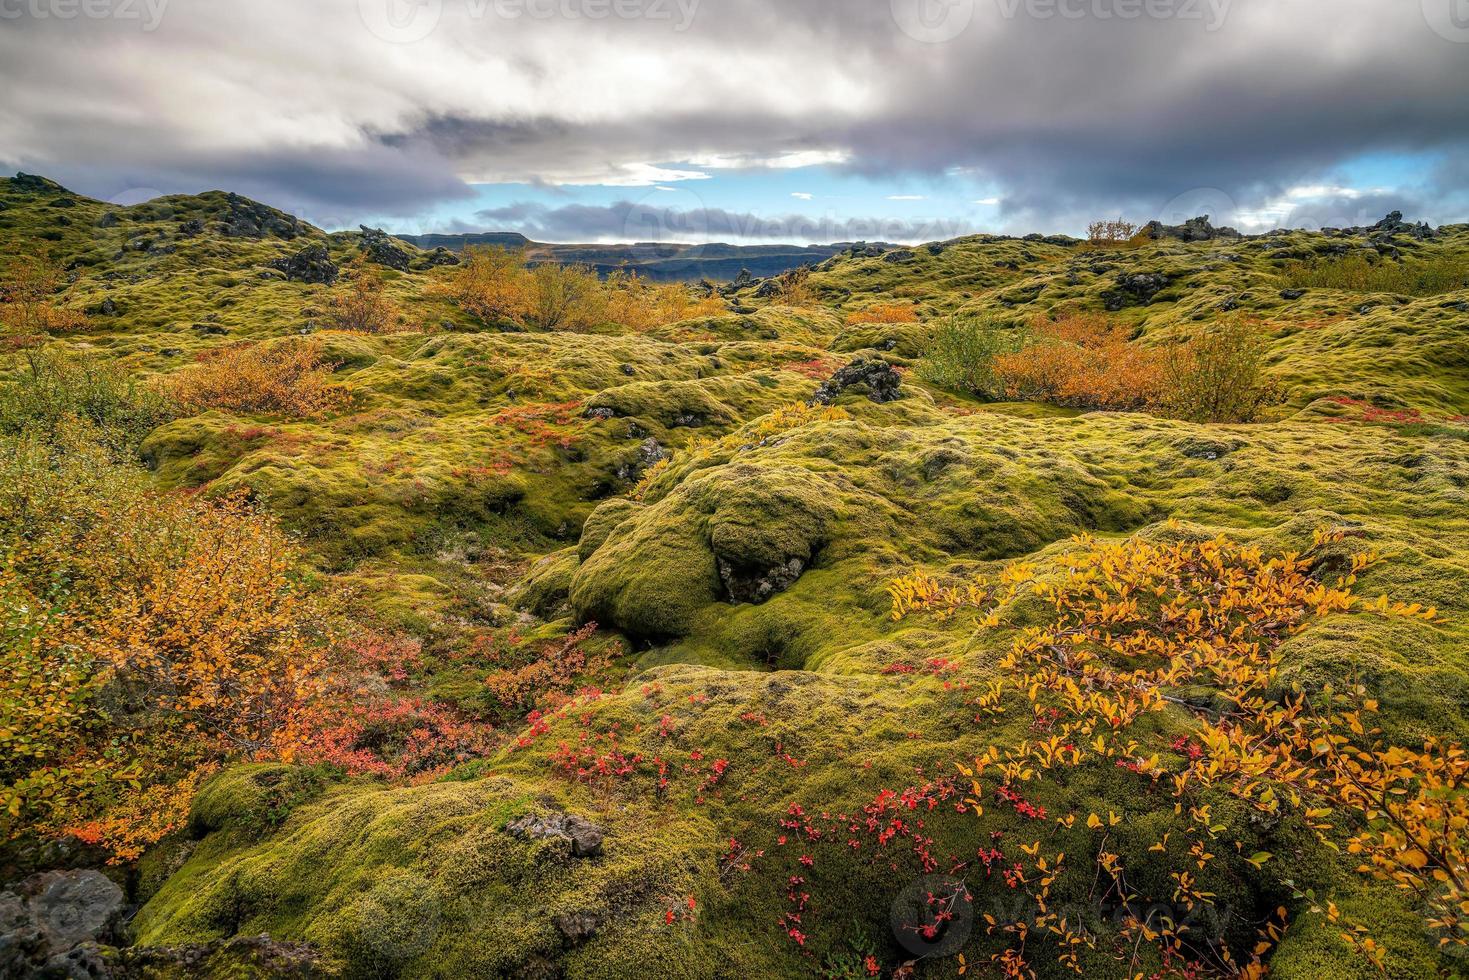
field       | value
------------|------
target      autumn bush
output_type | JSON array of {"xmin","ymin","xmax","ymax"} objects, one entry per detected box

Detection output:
[
  {"xmin": 991, "ymin": 312, "xmax": 1165, "ymax": 410},
  {"xmin": 845, "ymin": 302, "xmax": 918, "ymax": 325},
  {"xmin": 1161, "ymin": 317, "xmax": 1281, "ymax": 423},
  {"xmin": 0, "ymin": 425, "xmax": 337, "ymax": 859},
  {"xmin": 164, "ymin": 337, "xmax": 348, "ymax": 418},
  {"xmin": 861, "ymin": 531, "xmax": 1455, "ymax": 975},
  {"xmin": 1086, "ymin": 218, "xmax": 1140, "ymax": 249},
  {"xmin": 442, "ymin": 246, "xmax": 725, "ymax": 331},
  {"xmin": 0, "ymin": 252, "xmax": 87, "ymax": 343},
  {"xmin": 915, "ymin": 314, "xmax": 1028, "ymax": 399},
  {"xmin": 327, "ymin": 259, "xmax": 403, "ymax": 333}
]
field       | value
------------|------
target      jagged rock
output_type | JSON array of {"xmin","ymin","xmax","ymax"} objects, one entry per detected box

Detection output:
[
  {"xmin": 267, "ymin": 244, "xmax": 339, "ymax": 285},
  {"xmin": 719, "ymin": 555, "xmax": 804, "ymax": 605},
  {"xmin": 91, "ymin": 297, "xmax": 118, "ymax": 317},
  {"xmin": 421, "ymin": 246, "xmax": 459, "ymax": 267},
  {"xmin": 615, "ymin": 438, "xmax": 670, "ymax": 482},
  {"xmin": 847, "ymin": 242, "xmax": 886, "ymax": 258},
  {"xmin": 1102, "ymin": 271, "xmax": 1172, "ymax": 311},
  {"xmin": 11, "ymin": 172, "xmax": 60, "ymax": 194},
  {"xmin": 1141, "ymin": 215, "xmax": 1241, "ymax": 242},
  {"xmin": 115, "ymin": 935, "xmax": 324, "ymax": 978},
  {"xmin": 220, "ymin": 193, "xmax": 302, "ymax": 239},
  {"xmin": 178, "ymin": 218, "xmax": 204, "ymax": 237},
  {"xmin": 1280, "ymin": 288, "xmax": 1306, "ymax": 300},
  {"xmin": 753, "ymin": 279, "xmax": 782, "ymax": 299},
  {"xmin": 584, "ymin": 406, "xmax": 616, "ymax": 421},
  {"xmin": 619, "ymin": 363, "xmax": 636, "ymax": 377},
  {"xmin": 720, "ymin": 269, "xmax": 755, "ymax": 296},
  {"xmin": 0, "ymin": 871, "xmax": 124, "ymax": 977},
  {"xmin": 809, "ymin": 357, "xmax": 903, "ymax": 405},
  {"xmin": 358, "ymin": 226, "xmax": 411, "ymax": 271},
  {"xmin": 96, "ymin": 212, "xmax": 119, "ymax": 229},
  {"xmin": 507, "ymin": 812, "xmax": 604, "ymax": 858},
  {"xmin": 1366, "ymin": 210, "xmax": 1435, "ymax": 241},
  {"xmin": 882, "ymin": 248, "xmax": 916, "ymax": 264}
]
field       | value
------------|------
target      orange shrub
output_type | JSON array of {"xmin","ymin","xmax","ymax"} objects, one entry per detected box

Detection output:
[
  {"xmin": 165, "ymin": 337, "xmax": 348, "ymax": 418},
  {"xmin": 0, "ymin": 252, "xmax": 87, "ymax": 341},
  {"xmin": 604, "ymin": 271, "xmax": 727, "ymax": 331},
  {"xmin": 327, "ymin": 260, "xmax": 403, "ymax": 333},
  {"xmin": 992, "ymin": 312, "xmax": 1163, "ymax": 410},
  {"xmin": 2, "ymin": 433, "xmax": 337, "ymax": 859},
  {"xmin": 846, "ymin": 303, "xmax": 919, "ymax": 325}
]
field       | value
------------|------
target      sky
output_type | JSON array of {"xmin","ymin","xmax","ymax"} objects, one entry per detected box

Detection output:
[{"xmin": 1, "ymin": 0, "xmax": 1467, "ymax": 243}]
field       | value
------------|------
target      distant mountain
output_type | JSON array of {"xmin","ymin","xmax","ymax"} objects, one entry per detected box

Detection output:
[{"xmin": 393, "ymin": 232, "xmax": 901, "ymax": 282}]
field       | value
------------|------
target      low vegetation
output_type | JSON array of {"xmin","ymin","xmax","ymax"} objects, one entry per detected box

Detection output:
[{"xmin": 2, "ymin": 174, "xmax": 1468, "ymax": 977}]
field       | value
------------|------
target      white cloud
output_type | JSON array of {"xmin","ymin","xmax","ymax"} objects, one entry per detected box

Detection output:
[
  {"xmin": 887, "ymin": 194, "xmax": 925, "ymax": 201},
  {"xmin": 973, "ymin": 197, "xmax": 1001, "ymax": 205},
  {"xmin": 686, "ymin": 150, "xmax": 851, "ymax": 170},
  {"xmin": 791, "ymin": 192, "xmax": 814, "ymax": 200}
]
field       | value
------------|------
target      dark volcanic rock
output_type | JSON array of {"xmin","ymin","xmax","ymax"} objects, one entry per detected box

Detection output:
[
  {"xmin": 221, "ymin": 192, "xmax": 303, "ymax": 239},
  {"xmin": 267, "ymin": 243, "xmax": 339, "ymax": 285},
  {"xmin": 358, "ymin": 225, "xmax": 412, "ymax": 271},
  {"xmin": 719, "ymin": 556, "xmax": 805, "ymax": 605},
  {"xmin": 0, "ymin": 870, "xmax": 124, "ymax": 977},
  {"xmin": 808, "ymin": 357, "xmax": 903, "ymax": 405},
  {"xmin": 1141, "ymin": 214, "xmax": 1240, "ymax": 242},
  {"xmin": 1102, "ymin": 271, "xmax": 1172, "ymax": 311}
]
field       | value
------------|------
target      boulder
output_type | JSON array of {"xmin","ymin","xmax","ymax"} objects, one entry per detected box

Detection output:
[
  {"xmin": 267, "ymin": 243, "xmax": 339, "ymax": 285},
  {"xmin": 1141, "ymin": 215, "xmax": 1241, "ymax": 242},
  {"xmin": 506, "ymin": 811, "xmax": 604, "ymax": 858},
  {"xmin": 358, "ymin": 226, "xmax": 411, "ymax": 271},
  {"xmin": 0, "ymin": 871, "xmax": 124, "ymax": 976},
  {"xmin": 808, "ymin": 357, "xmax": 903, "ymax": 405}
]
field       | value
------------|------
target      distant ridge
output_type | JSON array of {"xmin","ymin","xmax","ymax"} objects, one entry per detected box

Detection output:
[{"xmin": 393, "ymin": 232, "xmax": 900, "ymax": 282}]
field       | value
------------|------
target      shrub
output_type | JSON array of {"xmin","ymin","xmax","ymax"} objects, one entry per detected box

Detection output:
[
  {"xmin": 1281, "ymin": 253, "xmax": 1469, "ymax": 296},
  {"xmin": 1086, "ymin": 218, "xmax": 1139, "ymax": 248},
  {"xmin": 991, "ymin": 312, "xmax": 1164, "ymax": 410},
  {"xmin": 327, "ymin": 260, "xmax": 402, "ymax": 333},
  {"xmin": 846, "ymin": 303, "xmax": 918, "ymax": 325},
  {"xmin": 164, "ymin": 337, "xmax": 348, "ymax": 418},
  {"xmin": 441, "ymin": 246, "xmax": 534, "ymax": 325},
  {"xmin": 1162, "ymin": 317, "xmax": 1280, "ymax": 423},
  {"xmin": 0, "ymin": 348, "xmax": 171, "ymax": 450},
  {"xmin": 527, "ymin": 260, "xmax": 606, "ymax": 331},
  {"xmin": 914, "ymin": 314, "xmax": 1027, "ymax": 399},
  {"xmin": 603, "ymin": 271, "xmax": 727, "ymax": 330},
  {"xmin": 0, "ymin": 252, "xmax": 87, "ymax": 342},
  {"xmin": 0, "ymin": 429, "xmax": 337, "ymax": 859}
]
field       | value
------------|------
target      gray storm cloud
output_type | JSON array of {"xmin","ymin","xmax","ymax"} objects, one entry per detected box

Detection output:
[{"xmin": 0, "ymin": 0, "xmax": 1465, "ymax": 235}]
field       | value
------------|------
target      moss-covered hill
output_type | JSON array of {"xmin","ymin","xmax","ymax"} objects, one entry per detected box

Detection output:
[{"xmin": 4, "ymin": 173, "xmax": 1469, "ymax": 978}]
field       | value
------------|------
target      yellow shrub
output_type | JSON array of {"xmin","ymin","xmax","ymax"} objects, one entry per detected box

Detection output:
[{"xmin": 165, "ymin": 337, "xmax": 348, "ymax": 418}]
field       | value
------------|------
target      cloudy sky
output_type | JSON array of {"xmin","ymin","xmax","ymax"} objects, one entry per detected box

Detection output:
[{"xmin": 2, "ymin": 0, "xmax": 1466, "ymax": 242}]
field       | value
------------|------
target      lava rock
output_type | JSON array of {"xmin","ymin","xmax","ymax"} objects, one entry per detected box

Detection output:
[
  {"xmin": 808, "ymin": 357, "xmax": 903, "ymax": 405},
  {"xmin": 719, "ymin": 556, "xmax": 804, "ymax": 605},
  {"xmin": 95, "ymin": 212, "xmax": 119, "ymax": 229},
  {"xmin": 553, "ymin": 913, "xmax": 600, "ymax": 945},
  {"xmin": 1279, "ymin": 288, "xmax": 1306, "ymax": 300},
  {"xmin": 0, "ymin": 871, "xmax": 124, "ymax": 976},
  {"xmin": 422, "ymin": 246, "xmax": 459, "ymax": 267},
  {"xmin": 507, "ymin": 812, "xmax": 604, "ymax": 858},
  {"xmin": 358, "ymin": 225, "xmax": 411, "ymax": 271},
  {"xmin": 1141, "ymin": 215, "xmax": 1241, "ymax": 241},
  {"xmin": 267, "ymin": 244, "xmax": 339, "ymax": 285},
  {"xmin": 1102, "ymin": 271, "xmax": 1172, "ymax": 311}
]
